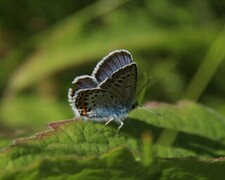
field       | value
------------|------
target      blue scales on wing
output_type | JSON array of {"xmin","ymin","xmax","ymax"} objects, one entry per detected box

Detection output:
[
  {"xmin": 93, "ymin": 50, "xmax": 133, "ymax": 82},
  {"xmin": 100, "ymin": 63, "xmax": 137, "ymax": 108},
  {"xmin": 73, "ymin": 76, "xmax": 98, "ymax": 89},
  {"xmin": 74, "ymin": 89, "xmax": 127, "ymax": 121}
]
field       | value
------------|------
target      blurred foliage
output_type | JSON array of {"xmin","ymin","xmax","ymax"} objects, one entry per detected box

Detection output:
[
  {"xmin": 0, "ymin": 0, "xmax": 93, "ymax": 45},
  {"xmin": 1, "ymin": 0, "xmax": 224, "ymax": 127},
  {"xmin": 0, "ymin": 0, "xmax": 225, "ymax": 178}
]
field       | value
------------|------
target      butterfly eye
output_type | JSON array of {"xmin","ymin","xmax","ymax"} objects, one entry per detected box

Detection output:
[{"xmin": 132, "ymin": 102, "xmax": 138, "ymax": 109}]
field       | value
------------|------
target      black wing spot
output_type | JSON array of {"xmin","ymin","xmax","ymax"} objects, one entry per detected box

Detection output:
[{"xmin": 87, "ymin": 108, "xmax": 92, "ymax": 112}]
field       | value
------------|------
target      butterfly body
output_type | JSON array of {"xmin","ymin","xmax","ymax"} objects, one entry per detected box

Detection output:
[{"xmin": 68, "ymin": 50, "xmax": 137, "ymax": 131}]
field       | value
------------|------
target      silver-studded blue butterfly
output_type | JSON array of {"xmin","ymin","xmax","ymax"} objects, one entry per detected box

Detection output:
[{"xmin": 68, "ymin": 50, "xmax": 137, "ymax": 132}]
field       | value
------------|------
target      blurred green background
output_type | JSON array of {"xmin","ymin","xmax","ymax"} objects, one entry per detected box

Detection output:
[{"xmin": 0, "ymin": 0, "xmax": 225, "ymax": 143}]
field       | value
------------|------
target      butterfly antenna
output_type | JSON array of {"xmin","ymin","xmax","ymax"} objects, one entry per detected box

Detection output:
[
  {"xmin": 135, "ymin": 75, "xmax": 162, "ymax": 118},
  {"xmin": 136, "ymin": 76, "xmax": 152, "ymax": 98},
  {"xmin": 139, "ymin": 105, "xmax": 163, "ymax": 117}
]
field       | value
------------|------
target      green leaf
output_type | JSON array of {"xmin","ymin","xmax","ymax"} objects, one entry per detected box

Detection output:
[
  {"xmin": 158, "ymin": 157, "xmax": 225, "ymax": 180},
  {"xmin": 0, "ymin": 147, "xmax": 148, "ymax": 179},
  {"xmin": 0, "ymin": 120, "xmax": 140, "ymax": 171},
  {"xmin": 1, "ymin": 101, "xmax": 225, "ymax": 179},
  {"xmin": 131, "ymin": 101, "xmax": 225, "ymax": 142},
  {"xmin": 130, "ymin": 100, "xmax": 225, "ymax": 158},
  {"xmin": 1, "ymin": 146, "xmax": 225, "ymax": 179}
]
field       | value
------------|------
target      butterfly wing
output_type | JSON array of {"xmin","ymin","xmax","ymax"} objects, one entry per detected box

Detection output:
[
  {"xmin": 70, "ymin": 88, "xmax": 127, "ymax": 121},
  {"xmin": 72, "ymin": 75, "xmax": 98, "ymax": 89},
  {"xmin": 68, "ymin": 76, "xmax": 99, "ymax": 106},
  {"xmin": 71, "ymin": 50, "xmax": 133, "ymax": 90},
  {"xmin": 93, "ymin": 50, "xmax": 133, "ymax": 82},
  {"xmin": 100, "ymin": 63, "xmax": 137, "ymax": 108}
]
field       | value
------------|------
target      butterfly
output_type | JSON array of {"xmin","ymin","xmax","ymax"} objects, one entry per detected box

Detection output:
[{"xmin": 68, "ymin": 50, "xmax": 137, "ymax": 132}]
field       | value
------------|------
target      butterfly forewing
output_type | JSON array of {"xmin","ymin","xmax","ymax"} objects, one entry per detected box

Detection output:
[
  {"xmin": 93, "ymin": 50, "xmax": 133, "ymax": 82},
  {"xmin": 100, "ymin": 63, "xmax": 137, "ymax": 108}
]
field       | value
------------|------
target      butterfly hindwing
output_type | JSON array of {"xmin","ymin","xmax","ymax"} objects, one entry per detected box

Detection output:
[
  {"xmin": 72, "ymin": 75, "xmax": 98, "ymax": 89},
  {"xmin": 75, "ymin": 89, "xmax": 124, "ymax": 120}
]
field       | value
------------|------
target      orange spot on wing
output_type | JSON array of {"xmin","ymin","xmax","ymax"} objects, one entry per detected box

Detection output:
[{"xmin": 80, "ymin": 102, "xmax": 87, "ymax": 116}]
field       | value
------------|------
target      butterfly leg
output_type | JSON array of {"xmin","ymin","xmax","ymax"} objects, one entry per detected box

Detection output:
[
  {"xmin": 105, "ymin": 117, "xmax": 114, "ymax": 126},
  {"xmin": 116, "ymin": 120, "xmax": 124, "ymax": 134},
  {"xmin": 99, "ymin": 118, "xmax": 114, "ymax": 133}
]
